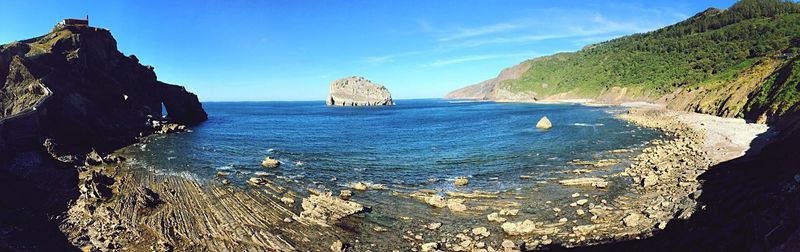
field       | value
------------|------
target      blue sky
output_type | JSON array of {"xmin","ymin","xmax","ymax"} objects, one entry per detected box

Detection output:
[{"xmin": 2, "ymin": 1, "xmax": 737, "ymax": 101}]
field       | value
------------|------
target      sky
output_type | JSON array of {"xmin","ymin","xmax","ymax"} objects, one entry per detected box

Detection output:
[{"xmin": 1, "ymin": 0, "xmax": 738, "ymax": 101}]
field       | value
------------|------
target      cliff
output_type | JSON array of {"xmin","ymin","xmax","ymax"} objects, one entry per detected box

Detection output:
[
  {"xmin": 0, "ymin": 25, "xmax": 207, "ymax": 157},
  {"xmin": 444, "ymin": 61, "xmax": 531, "ymax": 100},
  {"xmin": 326, "ymin": 76, "xmax": 394, "ymax": 106},
  {"xmin": 0, "ymin": 24, "xmax": 208, "ymax": 250},
  {"xmin": 445, "ymin": 0, "xmax": 800, "ymax": 123}
]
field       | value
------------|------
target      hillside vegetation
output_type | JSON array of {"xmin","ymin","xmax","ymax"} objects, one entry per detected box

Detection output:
[{"xmin": 450, "ymin": 0, "xmax": 800, "ymax": 124}]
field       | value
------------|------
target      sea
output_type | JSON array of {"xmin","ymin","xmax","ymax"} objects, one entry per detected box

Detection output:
[
  {"xmin": 122, "ymin": 99, "xmax": 665, "ymax": 243},
  {"xmin": 126, "ymin": 99, "xmax": 660, "ymax": 192}
]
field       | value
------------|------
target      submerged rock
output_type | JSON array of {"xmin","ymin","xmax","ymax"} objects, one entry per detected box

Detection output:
[
  {"xmin": 536, "ymin": 116, "xmax": 553, "ymax": 129},
  {"xmin": 350, "ymin": 182, "xmax": 368, "ymax": 191},
  {"xmin": 558, "ymin": 177, "xmax": 608, "ymax": 188},
  {"xmin": 299, "ymin": 192, "xmax": 366, "ymax": 226},
  {"xmin": 326, "ymin": 76, "xmax": 394, "ymax": 106},
  {"xmin": 247, "ymin": 177, "xmax": 268, "ymax": 186}
]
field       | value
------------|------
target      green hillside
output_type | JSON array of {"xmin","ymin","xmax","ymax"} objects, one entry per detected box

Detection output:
[{"xmin": 497, "ymin": 0, "xmax": 800, "ymax": 122}]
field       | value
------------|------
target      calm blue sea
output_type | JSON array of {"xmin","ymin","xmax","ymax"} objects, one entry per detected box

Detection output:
[{"xmin": 127, "ymin": 99, "xmax": 660, "ymax": 193}]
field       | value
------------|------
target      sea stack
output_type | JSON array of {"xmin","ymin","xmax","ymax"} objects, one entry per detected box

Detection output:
[
  {"xmin": 536, "ymin": 116, "xmax": 552, "ymax": 129},
  {"xmin": 326, "ymin": 76, "xmax": 394, "ymax": 106}
]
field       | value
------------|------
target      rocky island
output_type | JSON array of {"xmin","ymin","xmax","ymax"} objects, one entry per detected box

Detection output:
[{"xmin": 326, "ymin": 76, "xmax": 394, "ymax": 106}]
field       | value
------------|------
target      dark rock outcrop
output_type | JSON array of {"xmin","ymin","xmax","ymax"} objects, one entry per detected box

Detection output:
[
  {"xmin": 0, "ymin": 25, "xmax": 207, "ymax": 157},
  {"xmin": 0, "ymin": 24, "xmax": 207, "ymax": 250}
]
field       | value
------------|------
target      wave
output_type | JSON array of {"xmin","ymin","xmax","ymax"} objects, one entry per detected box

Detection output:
[{"xmin": 572, "ymin": 123, "xmax": 604, "ymax": 127}]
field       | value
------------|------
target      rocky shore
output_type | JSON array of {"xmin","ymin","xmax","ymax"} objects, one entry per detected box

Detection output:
[
  {"xmin": 43, "ymin": 104, "xmax": 774, "ymax": 252},
  {"xmin": 1, "ymin": 14, "xmax": 797, "ymax": 252}
]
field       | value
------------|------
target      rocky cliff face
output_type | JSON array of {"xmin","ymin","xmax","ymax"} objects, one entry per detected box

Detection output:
[
  {"xmin": 326, "ymin": 76, "xmax": 394, "ymax": 106},
  {"xmin": 0, "ymin": 24, "xmax": 208, "ymax": 250},
  {"xmin": 444, "ymin": 61, "xmax": 531, "ymax": 100},
  {"xmin": 0, "ymin": 25, "xmax": 207, "ymax": 155}
]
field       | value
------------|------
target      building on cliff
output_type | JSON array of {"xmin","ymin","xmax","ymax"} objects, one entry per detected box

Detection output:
[{"xmin": 58, "ymin": 16, "xmax": 89, "ymax": 27}]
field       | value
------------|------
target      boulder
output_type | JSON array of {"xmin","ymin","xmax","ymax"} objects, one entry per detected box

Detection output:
[
  {"xmin": 499, "ymin": 209, "xmax": 519, "ymax": 216},
  {"xmin": 330, "ymin": 240, "xmax": 348, "ymax": 252},
  {"xmin": 454, "ymin": 177, "xmax": 469, "ymax": 186},
  {"xmin": 350, "ymin": 182, "xmax": 368, "ymax": 191},
  {"xmin": 642, "ymin": 174, "xmax": 659, "ymax": 187},
  {"xmin": 299, "ymin": 192, "xmax": 366, "ymax": 226},
  {"xmin": 280, "ymin": 196, "xmax": 295, "ymax": 205},
  {"xmin": 472, "ymin": 227, "xmax": 490, "ymax": 237},
  {"xmin": 536, "ymin": 116, "xmax": 552, "ymax": 129},
  {"xmin": 623, "ymin": 213, "xmax": 643, "ymax": 227},
  {"xmin": 421, "ymin": 242, "xmax": 440, "ymax": 252},
  {"xmin": 339, "ymin": 190, "xmax": 353, "ymax": 200},
  {"xmin": 487, "ymin": 212, "xmax": 507, "ymax": 222},
  {"xmin": 261, "ymin": 157, "xmax": 280, "ymax": 168},
  {"xmin": 247, "ymin": 177, "xmax": 268, "ymax": 186},
  {"xmin": 427, "ymin": 195, "xmax": 448, "ymax": 208},
  {"xmin": 501, "ymin": 220, "xmax": 536, "ymax": 236},
  {"xmin": 447, "ymin": 199, "xmax": 468, "ymax": 212},
  {"xmin": 326, "ymin": 76, "xmax": 394, "ymax": 106},
  {"xmin": 85, "ymin": 150, "xmax": 104, "ymax": 166}
]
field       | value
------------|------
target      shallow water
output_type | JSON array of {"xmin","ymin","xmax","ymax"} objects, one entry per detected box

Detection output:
[
  {"xmin": 123, "ymin": 99, "xmax": 668, "ymax": 248},
  {"xmin": 129, "ymin": 99, "xmax": 659, "ymax": 192}
]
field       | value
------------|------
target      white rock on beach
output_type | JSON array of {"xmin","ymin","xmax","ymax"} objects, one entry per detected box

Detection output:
[
  {"xmin": 487, "ymin": 212, "xmax": 507, "ymax": 222},
  {"xmin": 428, "ymin": 195, "xmax": 448, "ymax": 208},
  {"xmin": 501, "ymin": 219, "xmax": 536, "ymax": 235}
]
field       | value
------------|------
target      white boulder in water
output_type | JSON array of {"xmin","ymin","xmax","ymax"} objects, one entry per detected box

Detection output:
[{"xmin": 536, "ymin": 116, "xmax": 552, "ymax": 129}]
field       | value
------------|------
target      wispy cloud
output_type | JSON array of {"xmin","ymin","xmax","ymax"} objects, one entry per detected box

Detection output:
[
  {"xmin": 446, "ymin": 13, "xmax": 659, "ymax": 49},
  {"xmin": 362, "ymin": 7, "xmax": 679, "ymax": 66},
  {"xmin": 361, "ymin": 50, "xmax": 431, "ymax": 64},
  {"xmin": 437, "ymin": 23, "xmax": 522, "ymax": 42},
  {"xmin": 423, "ymin": 51, "xmax": 538, "ymax": 67},
  {"xmin": 418, "ymin": 19, "xmax": 433, "ymax": 33}
]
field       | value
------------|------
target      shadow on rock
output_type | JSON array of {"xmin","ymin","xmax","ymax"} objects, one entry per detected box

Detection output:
[
  {"xmin": 562, "ymin": 114, "xmax": 800, "ymax": 251},
  {"xmin": 0, "ymin": 151, "xmax": 79, "ymax": 251}
]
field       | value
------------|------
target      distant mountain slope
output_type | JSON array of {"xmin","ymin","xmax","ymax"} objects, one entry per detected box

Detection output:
[{"xmin": 446, "ymin": 0, "xmax": 800, "ymax": 124}]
